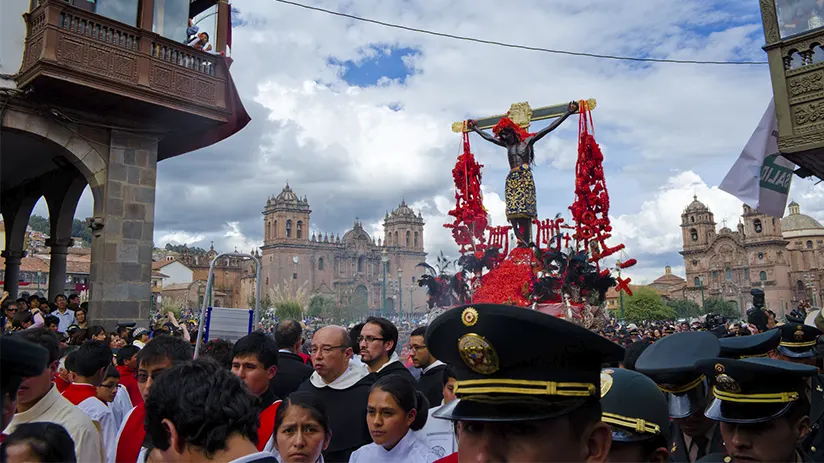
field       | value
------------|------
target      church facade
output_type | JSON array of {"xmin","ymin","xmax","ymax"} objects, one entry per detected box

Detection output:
[
  {"xmin": 680, "ymin": 197, "xmax": 824, "ymax": 317},
  {"xmin": 256, "ymin": 184, "xmax": 428, "ymax": 316}
]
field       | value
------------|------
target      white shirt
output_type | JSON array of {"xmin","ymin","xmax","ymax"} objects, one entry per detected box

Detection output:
[
  {"xmin": 421, "ymin": 360, "xmax": 445, "ymax": 375},
  {"xmin": 4, "ymin": 384, "xmax": 104, "ymax": 463},
  {"xmin": 348, "ymin": 429, "xmax": 438, "ymax": 463},
  {"xmin": 111, "ymin": 385, "xmax": 134, "ymax": 429},
  {"xmin": 414, "ymin": 403, "xmax": 457, "ymax": 459},
  {"xmin": 132, "ymin": 339, "xmax": 146, "ymax": 349},
  {"xmin": 73, "ymin": 384, "xmax": 118, "ymax": 463},
  {"xmin": 52, "ymin": 308, "xmax": 76, "ymax": 332}
]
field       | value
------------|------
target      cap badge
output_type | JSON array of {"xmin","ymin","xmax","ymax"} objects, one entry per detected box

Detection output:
[
  {"xmin": 794, "ymin": 325, "xmax": 805, "ymax": 341},
  {"xmin": 714, "ymin": 363, "xmax": 725, "ymax": 374},
  {"xmin": 461, "ymin": 307, "xmax": 479, "ymax": 327},
  {"xmin": 715, "ymin": 374, "xmax": 742, "ymax": 394},
  {"xmin": 458, "ymin": 333, "xmax": 500, "ymax": 375},
  {"xmin": 600, "ymin": 372, "xmax": 614, "ymax": 398}
]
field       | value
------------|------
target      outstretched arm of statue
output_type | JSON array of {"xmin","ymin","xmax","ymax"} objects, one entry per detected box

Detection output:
[
  {"xmin": 528, "ymin": 101, "xmax": 579, "ymax": 146},
  {"xmin": 467, "ymin": 119, "xmax": 504, "ymax": 146}
]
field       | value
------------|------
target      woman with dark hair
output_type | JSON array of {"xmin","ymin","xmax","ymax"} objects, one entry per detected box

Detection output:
[
  {"xmin": 73, "ymin": 307, "xmax": 88, "ymax": 330},
  {"xmin": 88, "ymin": 325, "xmax": 108, "ymax": 343},
  {"xmin": 349, "ymin": 375, "xmax": 438, "ymax": 463},
  {"xmin": 1, "ymin": 422, "xmax": 77, "ymax": 462},
  {"xmin": 273, "ymin": 391, "xmax": 331, "ymax": 463}
]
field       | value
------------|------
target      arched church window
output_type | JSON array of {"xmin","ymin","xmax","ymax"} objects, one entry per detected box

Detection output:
[
  {"xmin": 725, "ymin": 268, "xmax": 732, "ymax": 280},
  {"xmin": 690, "ymin": 216, "xmax": 695, "ymax": 223},
  {"xmin": 318, "ymin": 257, "xmax": 324, "ymax": 271},
  {"xmin": 798, "ymin": 280, "xmax": 805, "ymax": 291},
  {"xmin": 694, "ymin": 277, "xmax": 701, "ymax": 286},
  {"xmin": 807, "ymin": 240, "xmax": 813, "ymax": 249},
  {"xmin": 273, "ymin": 221, "xmax": 277, "ymax": 238},
  {"xmin": 760, "ymin": 271, "xmax": 767, "ymax": 281},
  {"xmin": 753, "ymin": 219, "xmax": 762, "ymax": 233},
  {"xmin": 297, "ymin": 221, "xmax": 303, "ymax": 239},
  {"xmin": 394, "ymin": 231, "xmax": 399, "ymax": 245},
  {"xmin": 414, "ymin": 232, "xmax": 419, "ymax": 248},
  {"xmin": 358, "ymin": 256, "xmax": 364, "ymax": 272},
  {"xmin": 690, "ymin": 228, "xmax": 698, "ymax": 241},
  {"xmin": 406, "ymin": 231, "xmax": 411, "ymax": 247},
  {"xmin": 286, "ymin": 220, "xmax": 292, "ymax": 238}
]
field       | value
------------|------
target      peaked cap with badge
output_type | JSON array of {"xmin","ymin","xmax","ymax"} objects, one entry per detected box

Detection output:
[
  {"xmin": 635, "ymin": 331, "xmax": 721, "ymax": 419},
  {"xmin": 694, "ymin": 357, "xmax": 817, "ymax": 424},
  {"xmin": 600, "ymin": 368, "xmax": 670, "ymax": 444},
  {"xmin": 777, "ymin": 323, "xmax": 822, "ymax": 358},
  {"xmin": 427, "ymin": 304, "xmax": 625, "ymax": 422},
  {"xmin": 719, "ymin": 328, "xmax": 781, "ymax": 359}
]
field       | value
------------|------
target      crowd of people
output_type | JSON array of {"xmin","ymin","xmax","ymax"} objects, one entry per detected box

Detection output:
[{"xmin": 2, "ymin": 286, "xmax": 824, "ymax": 462}]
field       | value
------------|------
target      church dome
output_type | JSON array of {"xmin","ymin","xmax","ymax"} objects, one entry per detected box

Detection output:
[
  {"xmin": 342, "ymin": 220, "xmax": 372, "ymax": 244},
  {"xmin": 781, "ymin": 202, "xmax": 824, "ymax": 232},
  {"xmin": 271, "ymin": 184, "xmax": 310, "ymax": 211},
  {"xmin": 684, "ymin": 195, "xmax": 709, "ymax": 213},
  {"xmin": 386, "ymin": 200, "xmax": 424, "ymax": 224}
]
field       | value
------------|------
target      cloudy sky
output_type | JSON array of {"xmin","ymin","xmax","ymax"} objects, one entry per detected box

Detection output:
[{"xmin": 34, "ymin": 0, "xmax": 824, "ymax": 283}]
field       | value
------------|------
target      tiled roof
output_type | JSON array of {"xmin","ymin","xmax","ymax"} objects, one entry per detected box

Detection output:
[{"xmin": 152, "ymin": 271, "xmax": 170, "ymax": 279}]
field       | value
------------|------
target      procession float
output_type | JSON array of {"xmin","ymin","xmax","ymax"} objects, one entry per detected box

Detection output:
[{"xmin": 418, "ymin": 99, "xmax": 636, "ymax": 330}]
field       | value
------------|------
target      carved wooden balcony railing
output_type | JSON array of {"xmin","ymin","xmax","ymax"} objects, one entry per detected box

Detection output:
[{"xmin": 16, "ymin": 0, "xmax": 231, "ymax": 126}]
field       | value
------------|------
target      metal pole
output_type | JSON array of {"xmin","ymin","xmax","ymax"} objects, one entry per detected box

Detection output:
[
  {"xmin": 382, "ymin": 261, "xmax": 387, "ymax": 318},
  {"xmin": 398, "ymin": 274, "xmax": 402, "ymax": 317},
  {"xmin": 701, "ymin": 283, "xmax": 705, "ymax": 314},
  {"xmin": 194, "ymin": 252, "xmax": 261, "ymax": 359},
  {"xmin": 619, "ymin": 290, "xmax": 624, "ymax": 320},
  {"xmin": 409, "ymin": 286, "xmax": 413, "ymax": 322}
]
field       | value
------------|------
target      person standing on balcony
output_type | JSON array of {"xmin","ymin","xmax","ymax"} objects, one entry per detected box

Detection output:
[{"xmin": 186, "ymin": 18, "xmax": 212, "ymax": 52}]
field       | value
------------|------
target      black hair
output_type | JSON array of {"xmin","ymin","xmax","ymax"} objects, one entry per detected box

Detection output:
[
  {"xmin": 15, "ymin": 298, "xmax": 26, "ymax": 305},
  {"xmin": 349, "ymin": 323, "xmax": 364, "ymax": 355},
  {"xmin": 202, "ymin": 32, "xmax": 209, "ymax": 41},
  {"xmin": 274, "ymin": 391, "xmax": 331, "ymax": 437},
  {"xmin": 275, "ymin": 320, "xmax": 303, "ymax": 350},
  {"xmin": 88, "ymin": 325, "xmax": 106, "ymax": 338},
  {"xmin": 72, "ymin": 341, "xmax": 112, "ymax": 377},
  {"xmin": 54, "ymin": 294, "xmax": 66, "ymax": 302},
  {"xmin": 232, "ymin": 332, "xmax": 278, "ymax": 369},
  {"xmin": 68, "ymin": 293, "xmax": 80, "ymax": 301},
  {"xmin": 1, "ymin": 300, "xmax": 17, "ymax": 311},
  {"xmin": 64, "ymin": 351, "xmax": 77, "ymax": 373},
  {"xmin": 137, "ymin": 335, "xmax": 193, "ymax": 369},
  {"xmin": 116, "ymin": 345, "xmax": 141, "ymax": 366},
  {"xmin": 44, "ymin": 315, "xmax": 60, "ymax": 328},
  {"xmin": 74, "ymin": 306, "xmax": 87, "ymax": 315},
  {"xmin": 622, "ymin": 340, "xmax": 652, "ymax": 371},
  {"xmin": 201, "ymin": 339, "xmax": 234, "ymax": 369},
  {"xmin": 410, "ymin": 326, "xmax": 427, "ymax": 338},
  {"xmin": 145, "ymin": 359, "xmax": 259, "ymax": 457},
  {"xmin": 747, "ymin": 308, "xmax": 768, "ymax": 333},
  {"xmin": 1, "ymin": 422, "xmax": 77, "ymax": 462},
  {"xmin": 365, "ymin": 317, "xmax": 399, "ymax": 356},
  {"xmin": 567, "ymin": 400, "xmax": 603, "ymax": 439},
  {"xmin": 13, "ymin": 328, "xmax": 60, "ymax": 364},
  {"xmin": 12, "ymin": 310, "xmax": 33, "ymax": 328},
  {"xmin": 104, "ymin": 365, "xmax": 120, "ymax": 379},
  {"xmin": 609, "ymin": 436, "xmax": 667, "ymax": 461},
  {"xmin": 441, "ymin": 364, "xmax": 456, "ymax": 387},
  {"xmin": 370, "ymin": 375, "xmax": 429, "ymax": 431},
  {"xmin": 28, "ymin": 295, "xmax": 39, "ymax": 303}
]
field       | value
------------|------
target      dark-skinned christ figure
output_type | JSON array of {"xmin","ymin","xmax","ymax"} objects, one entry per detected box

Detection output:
[{"xmin": 468, "ymin": 100, "xmax": 579, "ymax": 247}]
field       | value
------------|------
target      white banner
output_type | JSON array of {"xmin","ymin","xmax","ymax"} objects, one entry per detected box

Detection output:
[{"xmin": 720, "ymin": 98, "xmax": 794, "ymax": 218}]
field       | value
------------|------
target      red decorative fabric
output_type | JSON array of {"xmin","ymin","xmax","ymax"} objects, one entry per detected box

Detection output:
[
  {"xmin": 116, "ymin": 404, "xmax": 145, "ymax": 463},
  {"xmin": 257, "ymin": 400, "xmax": 281, "ymax": 451},
  {"xmin": 116, "ymin": 365, "xmax": 144, "ymax": 406},
  {"xmin": 445, "ymin": 132, "xmax": 488, "ymax": 253},
  {"xmin": 492, "ymin": 117, "xmax": 534, "ymax": 141},
  {"xmin": 62, "ymin": 383, "xmax": 97, "ymax": 406},
  {"xmin": 54, "ymin": 375, "xmax": 71, "ymax": 393}
]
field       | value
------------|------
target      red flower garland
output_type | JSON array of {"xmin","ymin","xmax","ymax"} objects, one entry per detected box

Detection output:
[
  {"xmin": 472, "ymin": 248, "xmax": 535, "ymax": 307},
  {"xmin": 445, "ymin": 131, "xmax": 488, "ymax": 253}
]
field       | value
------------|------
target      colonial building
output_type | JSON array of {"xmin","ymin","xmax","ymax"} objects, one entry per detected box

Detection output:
[
  {"xmin": 254, "ymin": 184, "xmax": 428, "ymax": 317},
  {"xmin": 679, "ymin": 197, "xmax": 824, "ymax": 317}
]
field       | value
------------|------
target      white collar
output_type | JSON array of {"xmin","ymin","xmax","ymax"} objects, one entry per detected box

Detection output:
[
  {"xmin": 309, "ymin": 360, "xmax": 369, "ymax": 390},
  {"xmin": 376, "ymin": 352, "xmax": 401, "ymax": 373},
  {"xmin": 422, "ymin": 359, "xmax": 445, "ymax": 374},
  {"xmin": 277, "ymin": 349, "xmax": 293, "ymax": 353},
  {"xmin": 375, "ymin": 429, "xmax": 418, "ymax": 455}
]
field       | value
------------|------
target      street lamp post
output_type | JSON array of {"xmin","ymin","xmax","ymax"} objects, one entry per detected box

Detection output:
[
  {"xmin": 381, "ymin": 250, "xmax": 389, "ymax": 317},
  {"xmin": 700, "ymin": 279, "xmax": 705, "ymax": 314},
  {"xmin": 397, "ymin": 268, "xmax": 403, "ymax": 320},
  {"xmin": 408, "ymin": 283, "xmax": 415, "ymax": 322}
]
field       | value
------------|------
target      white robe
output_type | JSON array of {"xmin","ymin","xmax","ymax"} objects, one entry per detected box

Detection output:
[
  {"xmin": 413, "ymin": 403, "xmax": 457, "ymax": 459},
  {"xmin": 348, "ymin": 429, "xmax": 438, "ymax": 463}
]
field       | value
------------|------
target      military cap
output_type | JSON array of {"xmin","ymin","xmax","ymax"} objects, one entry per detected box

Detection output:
[
  {"xmin": 750, "ymin": 288, "xmax": 765, "ymax": 305},
  {"xmin": 777, "ymin": 323, "xmax": 822, "ymax": 358},
  {"xmin": 0, "ymin": 336, "xmax": 48, "ymax": 392},
  {"xmin": 719, "ymin": 328, "xmax": 780, "ymax": 359},
  {"xmin": 600, "ymin": 368, "xmax": 670, "ymax": 444},
  {"xmin": 427, "ymin": 304, "xmax": 625, "ymax": 422},
  {"xmin": 694, "ymin": 357, "xmax": 816, "ymax": 423},
  {"xmin": 635, "ymin": 331, "xmax": 720, "ymax": 419},
  {"xmin": 663, "ymin": 325, "xmax": 676, "ymax": 335}
]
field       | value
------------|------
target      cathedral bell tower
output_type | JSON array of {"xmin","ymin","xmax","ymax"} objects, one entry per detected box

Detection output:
[
  {"xmin": 681, "ymin": 195, "xmax": 716, "ymax": 252},
  {"xmin": 263, "ymin": 184, "xmax": 311, "ymax": 244},
  {"xmin": 383, "ymin": 200, "xmax": 425, "ymax": 250}
]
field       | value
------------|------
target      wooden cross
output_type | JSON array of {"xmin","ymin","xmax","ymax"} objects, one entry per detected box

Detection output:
[{"xmin": 452, "ymin": 98, "xmax": 597, "ymax": 133}]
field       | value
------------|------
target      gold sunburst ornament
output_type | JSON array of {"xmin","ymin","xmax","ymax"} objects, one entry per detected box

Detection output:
[
  {"xmin": 461, "ymin": 307, "xmax": 479, "ymax": 327},
  {"xmin": 794, "ymin": 325, "xmax": 805, "ymax": 341}
]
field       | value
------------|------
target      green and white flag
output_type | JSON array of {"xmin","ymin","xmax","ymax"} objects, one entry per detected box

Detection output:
[{"xmin": 720, "ymin": 98, "xmax": 794, "ymax": 218}]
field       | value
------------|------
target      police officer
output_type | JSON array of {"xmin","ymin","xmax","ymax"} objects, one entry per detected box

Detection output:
[
  {"xmin": 426, "ymin": 304, "xmax": 625, "ymax": 463},
  {"xmin": 774, "ymin": 322, "xmax": 824, "ymax": 460},
  {"xmin": 718, "ymin": 329, "xmax": 780, "ymax": 359},
  {"xmin": 600, "ymin": 367, "xmax": 670, "ymax": 462},
  {"xmin": 694, "ymin": 357, "xmax": 817, "ymax": 462},
  {"xmin": 636, "ymin": 331, "xmax": 725, "ymax": 462}
]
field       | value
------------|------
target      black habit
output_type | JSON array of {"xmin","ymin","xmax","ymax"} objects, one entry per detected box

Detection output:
[
  {"xmin": 270, "ymin": 350, "xmax": 313, "ymax": 399},
  {"xmin": 416, "ymin": 363, "xmax": 447, "ymax": 408}
]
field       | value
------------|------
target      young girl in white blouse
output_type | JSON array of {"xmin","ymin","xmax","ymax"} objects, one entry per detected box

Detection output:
[{"xmin": 348, "ymin": 375, "xmax": 438, "ymax": 463}]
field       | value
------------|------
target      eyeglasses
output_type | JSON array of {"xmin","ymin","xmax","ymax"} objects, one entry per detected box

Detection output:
[
  {"xmin": 409, "ymin": 344, "xmax": 427, "ymax": 352},
  {"xmin": 135, "ymin": 368, "xmax": 167, "ymax": 384},
  {"xmin": 309, "ymin": 345, "xmax": 346, "ymax": 355},
  {"xmin": 98, "ymin": 383, "xmax": 119, "ymax": 390},
  {"xmin": 357, "ymin": 336, "xmax": 385, "ymax": 344}
]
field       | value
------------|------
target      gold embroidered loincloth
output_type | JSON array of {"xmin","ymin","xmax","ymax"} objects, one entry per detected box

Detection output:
[{"xmin": 505, "ymin": 165, "xmax": 537, "ymax": 220}]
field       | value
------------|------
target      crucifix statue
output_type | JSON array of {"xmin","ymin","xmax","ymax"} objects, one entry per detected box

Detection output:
[{"xmin": 457, "ymin": 99, "xmax": 595, "ymax": 247}]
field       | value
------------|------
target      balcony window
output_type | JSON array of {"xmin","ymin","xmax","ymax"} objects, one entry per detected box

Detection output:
[
  {"xmin": 95, "ymin": 0, "xmax": 139, "ymax": 27},
  {"xmin": 153, "ymin": 0, "xmax": 189, "ymax": 42},
  {"xmin": 776, "ymin": 0, "xmax": 824, "ymax": 39}
]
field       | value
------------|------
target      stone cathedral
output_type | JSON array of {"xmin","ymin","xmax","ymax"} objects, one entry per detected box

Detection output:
[{"xmin": 258, "ymin": 184, "xmax": 428, "ymax": 315}]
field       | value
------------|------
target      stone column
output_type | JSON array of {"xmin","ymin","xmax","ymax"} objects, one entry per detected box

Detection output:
[
  {"xmin": 46, "ymin": 238, "xmax": 72, "ymax": 299},
  {"xmin": 88, "ymin": 131, "xmax": 158, "ymax": 328},
  {"xmin": 1, "ymin": 250, "xmax": 25, "ymax": 298}
]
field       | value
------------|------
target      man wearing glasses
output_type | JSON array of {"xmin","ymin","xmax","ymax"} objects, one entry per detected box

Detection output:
[
  {"xmin": 297, "ymin": 325, "xmax": 374, "ymax": 462},
  {"xmin": 115, "ymin": 335, "xmax": 193, "ymax": 463},
  {"xmin": 358, "ymin": 317, "xmax": 415, "ymax": 382},
  {"xmin": 409, "ymin": 325, "xmax": 448, "ymax": 408}
]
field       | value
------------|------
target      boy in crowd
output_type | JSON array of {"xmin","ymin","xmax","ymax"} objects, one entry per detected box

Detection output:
[{"xmin": 231, "ymin": 332, "xmax": 281, "ymax": 451}]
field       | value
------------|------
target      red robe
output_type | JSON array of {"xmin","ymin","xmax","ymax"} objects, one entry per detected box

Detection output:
[
  {"xmin": 435, "ymin": 452, "xmax": 458, "ymax": 463},
  {"xmin": 54, "ymin": 376, "xmax": 71, "ymax": 393},
  {"xmin": 115, "ymin": 404, "xmax": 145, "ymax": 463},
  {"xmin": 62, "ymin": 383, "xmax": 98, "ymax": 405},
  {"xmin": 256, "ymin": 400, "xmax": 281, "ymax": 451},
  {"xmin": 116, "ymin": 365, "xmax": 144, "ymax": 406}
]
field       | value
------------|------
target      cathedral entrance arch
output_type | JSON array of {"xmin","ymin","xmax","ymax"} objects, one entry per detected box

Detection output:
[
  {"xmin": 385, "ymin": 297, "xmax": 395, "ymax": 314},
  {"xmin": 353, "ymin": 285, "xmax": 369, "ymax": 309}
]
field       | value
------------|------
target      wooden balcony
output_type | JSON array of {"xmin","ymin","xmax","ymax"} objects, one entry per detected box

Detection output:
[{"xmin": 15, "ymin": 0, "xmax": 232, "ymax": 137}]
